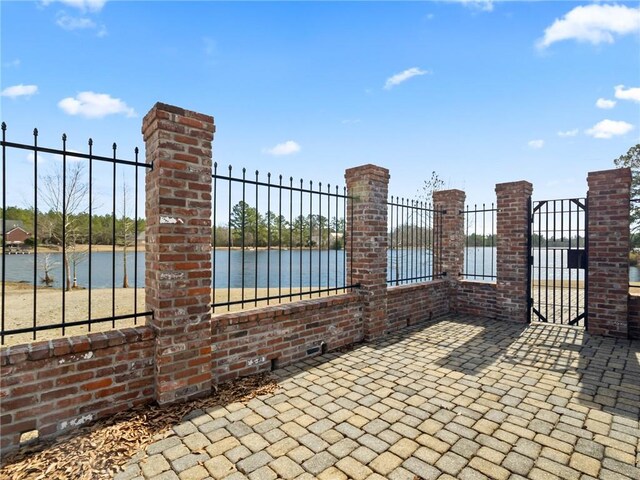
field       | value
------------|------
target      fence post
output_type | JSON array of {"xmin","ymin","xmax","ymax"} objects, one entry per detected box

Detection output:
[
  {"xmin": 587, "ymin": 167, "xmax": 631, "ymax": 337},
  {"xmin": 495, "ymin": 181, "xmax": 532, "ymax": 323},
  {"xmin": 433, "ymin": 190, "xmax": 466, "ymax": 281},
  {"xmin": 345, "ymin": 164, "xmax": 390, "ymax": 341},
  {"xmin": 142, "ymin": 103, "xmax": 215, "ymax": 404}
]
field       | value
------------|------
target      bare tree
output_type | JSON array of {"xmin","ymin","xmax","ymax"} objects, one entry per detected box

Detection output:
[
  {"xmin": 39, "ymin": 253, "xmax": 58, "ymax": 286},
  {"xmin": 39, "ymin": 163, "xmax": 89, "ymax": 291}
]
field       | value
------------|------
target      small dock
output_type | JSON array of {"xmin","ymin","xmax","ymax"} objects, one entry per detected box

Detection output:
[{"xmin": 5, "ymin": 249, "xmax": 32, "ymax": 255}]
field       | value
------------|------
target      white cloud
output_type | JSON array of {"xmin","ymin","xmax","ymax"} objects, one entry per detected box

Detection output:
[
  {"xmin": 528, "ymin": 139, "xmax": 544, "ymax": 149},
  {"xmin": 614, "ymin": 85, "xmax": 640, "ymax": 103},
  {"xmin": 1, "ymin": 84, "xmax": 38, "ymax": 99},
  {"xmin": 56, "ymin": 14, "xmax": 96, "ymax": 30},
  {"xmin": 537, "ymin": 4, "xmax": 640, "ymax": 49},
  {"xmin": 42, "ymin": 0, "xmax": 107, "ymax": 12},
  {"xmin": 444, "ymin": 0, "xmax": 494, "ymax": 12},
  {"xmin": 596, "ymin": 98, "xmax": 616, "ymax": 109},
  {"xmin": 263, "ymin": 141, "xmax": 301, "ymax": 156},
  {"xmin": 557, "ymin": 129, "xmax": 579, "ymax": 137},
  {"xmin": 384, "ymin": 67, "xmax": 430, "ymax": 90},
  {"xmin": 585, "ymin": 119, "xmax": 634, "ymax": 139},
  {"xmin": 3, "ymin": 59, "xmax": 21, "ymax": 69},
  {"xmin": 58, "ymin": 91, "xmax": 136, "ymax": 119},
  {"xmin": 460, "ymin": 0, "xmax": 494, "ymax": 12}
]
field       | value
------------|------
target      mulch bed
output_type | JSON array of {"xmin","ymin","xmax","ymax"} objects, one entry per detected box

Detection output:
[{"xmin": 0, "ymin": 374, "xmax": 279, "ymax": 480}]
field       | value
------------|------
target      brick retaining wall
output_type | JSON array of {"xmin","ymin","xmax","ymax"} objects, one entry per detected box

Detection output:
[
  {"xmin": 0, "ymin": 327, "xmax": 154, "ymax": 453},
  {"xmin": 387, "ymin": 281, "xmax": 450, "ymax": 332},
  {"xmin": 211, "ymin": 294, "xmax": 363, "ymax": 383},
  {"xmin": 454, "ymin": 281, "xmax": 498, "ymax": 319}
]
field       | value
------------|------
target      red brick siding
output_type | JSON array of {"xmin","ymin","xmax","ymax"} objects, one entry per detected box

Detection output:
[
  {"xmin": 587, "ymin": 168, "xmax": 632, "ymax": 338},
  {"xmin": 0, "ymin": 327, "xmax": 154, "ymax": 453},
  {"xmin": 455, "ymin": 281, "xmax": 498, "ymax": 319},
  {"xmin": 387, "ymin": 281, "xmax": 450, "ymax": 331},
  {"xmin": 5, "ymin": 227, "xmax": 30, "ymax": 244},
  {"xmin": 212, "ymin": 294, "xmax": 363, "ymax": 383}
]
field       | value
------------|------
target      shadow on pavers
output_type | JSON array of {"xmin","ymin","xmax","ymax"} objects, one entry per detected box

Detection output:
[{"xmin": 431, "ymin": 315, "xmax": 640, "ymax": 421}]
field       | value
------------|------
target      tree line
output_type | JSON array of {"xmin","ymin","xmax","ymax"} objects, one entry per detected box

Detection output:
[
  {"xmin": 3, "ymin": 206, "xmax": 146, "ymax": 246},
  {"xmin": 213, "ymin": 201, "xmax": 346, "ymax": 249}
]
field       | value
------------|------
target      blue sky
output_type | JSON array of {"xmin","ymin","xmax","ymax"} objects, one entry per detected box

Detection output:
[{"xmin": 1, "ymin": 0, "xmax": 639, "ymax": 212}]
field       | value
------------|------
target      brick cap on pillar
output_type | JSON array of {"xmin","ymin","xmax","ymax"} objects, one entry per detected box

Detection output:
[
  {"xmin": 142, "ymin": 102, "xmax": 215, "ymax": 139},
  {"xmin": 345, "ymin": 164, "xmax": 390, "ymax": 181},
  {"xmin": 587, "ymin": 167, "xmax": 631, "ymax": 184},
  {"xmin": 495, "ymin": 180, "xmax": 533, "ymax": 193},
  {"xmin": 433, "ymin": 189, "xmax": 465, "ymax": 200}
]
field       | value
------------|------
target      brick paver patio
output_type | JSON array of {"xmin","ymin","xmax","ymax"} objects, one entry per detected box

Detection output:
[{"xmin": 117, "ymin": 315, "xmax": 640, "ymax": 480}]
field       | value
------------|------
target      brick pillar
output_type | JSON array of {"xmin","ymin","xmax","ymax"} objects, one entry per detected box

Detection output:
[
  {"xmin": 143, "ymin": 103, "xmax": 215, "ymax": 404},
  {"xmin": 345, "ymin": 164, "xmax": 390, "ymax": 342},
  {"xmin": 433, "ymin": 190, "xmax": 466, "ymax": 280},
  {"xmin": 495, "ymin": 181, "xmax": 532, "ymax": 323},
  {"xmin": 587, "ymin": 168, "xmax": 631, "ymax": 337}
]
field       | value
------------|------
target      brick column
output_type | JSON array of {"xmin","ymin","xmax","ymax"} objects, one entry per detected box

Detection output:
[
  {"xmin": 587, "ymin": 167, "xmax": 631, "ymax": 338},
  {"xmin": 433, "ymin": 190, "xmax": 466, "ymax": 280},
  {"xmin": 143, "ymin": 103, "xmax": 215, "ymax": 404},
  {"xmin": 495, "ymin": 181, "xmax": 532, "ymax": 323},
  {"xmin": 345, "ymin": 164, "xmax": 390, "ymax": 342}
]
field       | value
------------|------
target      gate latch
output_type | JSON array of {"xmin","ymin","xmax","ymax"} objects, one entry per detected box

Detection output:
[{"xmin": 567, "ymin": 249, "xmax": 587, "ymax": 269}]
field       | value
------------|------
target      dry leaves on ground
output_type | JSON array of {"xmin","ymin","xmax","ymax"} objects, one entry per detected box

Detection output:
[{"xmin": 0, "ymin": 373, "xmax": 279, "ymax": 480}]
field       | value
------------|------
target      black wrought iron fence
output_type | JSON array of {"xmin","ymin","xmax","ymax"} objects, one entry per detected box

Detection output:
[
  {"xmin": 461, "ymin": 202, "xmax": 497, "ymax": 281},
  {"xmin": 630, "ymin": 197, "xmax": 640, "ymax": 291},
  {"xmin": 1, "ymin": 123, "xmax": 150, "ymax": 345},
  {"xmin": 387, "ymin": 197, "xmax": 443, "ymax": 285},
  {"xmin": 211, "ymin": 163, "xmax": 356, "ymax": 312}
]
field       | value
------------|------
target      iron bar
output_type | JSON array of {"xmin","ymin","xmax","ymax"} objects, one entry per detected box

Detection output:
[
  {"xmin": 62, "ymin": 134, "xmax": 67, "ymax": 336},
  {"xmin": 213, "ymin": 162, "xmax": 217, "ymax": 309},
  {"xmin": 1, "ymin": 123, "xmax": 5, "ymax": 345},
  {"xmin": 267, "ymin": 172, "xmax": 271, "ymax": 305},
  {"xmin": 88, "ymin": 139, "xmax": 93, "ymax": 330},
  {"xmin": 111, "ymin": 143, "xmax": 117, "ymax": 328},
  {"xmin": 32, "ymin": 129, "xmax": 38, "ymax": 341},
  {"xmin": 254, "ymin": 170, "xmax": 259, "ymax": 307}
]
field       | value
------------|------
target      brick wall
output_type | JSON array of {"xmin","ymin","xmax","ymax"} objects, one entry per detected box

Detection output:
[
  {"xmin": 455, "ymin": 281, "xmax": 498, "ymax": 319},
  {"xmin": 586, "ymin": 168, "xmax": 632, "ymax": 338},
  {"xmin": 0, "ymin": 327, "xmax": 154, "ymax": 453},
  {"xmin": 387, "ymin": 281, "xmax": 450, "ymax": 332},
  {"xmin": 211, "ymin": 294, "xmax": 363, "ymax": 383},
  {"xmin": 627, "ymin": 295, "xmax": 640, "ymax": 340}
]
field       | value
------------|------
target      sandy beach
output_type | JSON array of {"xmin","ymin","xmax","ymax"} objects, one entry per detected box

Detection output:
[{"xmin": 1, "ymin": 283, "xmax": 343, "ymax": 346}]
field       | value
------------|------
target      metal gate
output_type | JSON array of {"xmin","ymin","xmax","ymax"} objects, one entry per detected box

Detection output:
[{"xmin": 529, "ymin": 198, "xmax": 587, "ymax": 327}]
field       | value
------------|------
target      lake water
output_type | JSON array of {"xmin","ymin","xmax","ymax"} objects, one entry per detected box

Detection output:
[{"xmin": 2, "ymin": 247, "xmax": 637, "ymax": 289}]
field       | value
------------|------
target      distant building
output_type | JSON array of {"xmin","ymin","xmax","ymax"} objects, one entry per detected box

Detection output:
[{"xmin": 2, "ymin": 220, "xmax": 31, "ymax": 246}]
